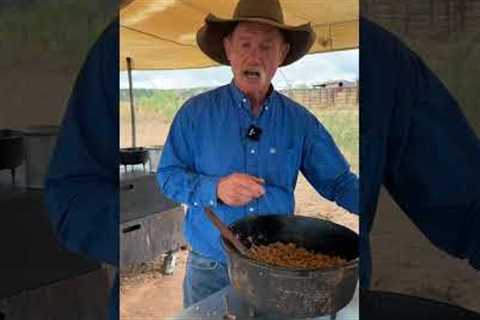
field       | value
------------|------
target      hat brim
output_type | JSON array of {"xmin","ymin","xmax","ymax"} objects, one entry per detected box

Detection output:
[{"xmin": 197, "ymin": 14, "xmax": 316, "ymax": 66}]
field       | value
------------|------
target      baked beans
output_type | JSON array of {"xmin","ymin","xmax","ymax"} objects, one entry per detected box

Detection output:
[{"xmin": 247, "ymin": 242, "xmax": 347, "ymax": 269}]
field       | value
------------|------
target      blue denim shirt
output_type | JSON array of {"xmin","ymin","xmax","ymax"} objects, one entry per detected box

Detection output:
[
  {"xmin": 360, "ymin": 18, "xmax": 480, "ymax": 287},
  {"xmin": 44, "ymin": 22, "xmax": 119, "ymax": 320},
  {"xmin": 157, "ymin": 82, "xmax": 359, "ymax": 263}
]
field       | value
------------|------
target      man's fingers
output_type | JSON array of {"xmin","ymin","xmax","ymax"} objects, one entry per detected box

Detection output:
[
  {"xmin": 236, "ymin": 177, "xmax": 265, "ymax": 196},
  {"xmin": 232, "ymin": 185, "xmax": 257, "ymax": 199},
  {"xmin": 248, "ymin": 183, "xmax": 265, "ymax": 197},
  {"xmin": 232, "ymin": 193, "xmax": 253, "ymax": 205},
  {"xmin": 237, "ymin": 173, "xmax": 265, "ymax": 185},
  {"xmin": 251, "ymin": 176, "xmax": 265, "ymax": 184},
  {"xmin": 217, "ymin": 173, "xmax": 266, "ymax": 206},
  {"xmin": 224, "ymin": 192, "xmax": 253, "ymax": 207}
]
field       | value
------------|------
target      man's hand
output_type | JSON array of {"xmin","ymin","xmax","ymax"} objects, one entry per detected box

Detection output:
[{"xmin": 217, "ymin": 173, "xmax": 265, "ymax": 207}]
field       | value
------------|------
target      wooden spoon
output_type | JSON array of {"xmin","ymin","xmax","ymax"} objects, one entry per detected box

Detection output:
[{"xmin": 204, "ymin": 208, "xmax": 249, "ymax": 256}]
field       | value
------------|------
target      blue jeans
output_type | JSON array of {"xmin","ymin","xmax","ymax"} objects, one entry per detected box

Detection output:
[{"xmin": 183, "ymin": 251, "xmax": 230, "ymax": 308}]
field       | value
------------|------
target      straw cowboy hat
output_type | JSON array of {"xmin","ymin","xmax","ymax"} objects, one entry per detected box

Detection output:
[{"xmin": 196, "ymin": 0, "xmax": 316, "ymax": 66}]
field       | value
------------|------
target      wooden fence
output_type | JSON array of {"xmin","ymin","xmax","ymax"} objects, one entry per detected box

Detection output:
[{"xmin": 281, "ymin": 87, "xmax": 359, "ymax": 110}]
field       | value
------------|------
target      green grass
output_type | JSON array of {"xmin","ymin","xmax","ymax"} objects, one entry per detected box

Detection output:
[
  {"xmin": 135, "ymin": 90, "xmax": 184, "ymax": 120},
  {"xmin": 313, "ymin": 109, "xmax": 359, "ymax": 172},
  {"xmin": 121, "ymin": 88, "xmax": 210, "ymax": 121}
]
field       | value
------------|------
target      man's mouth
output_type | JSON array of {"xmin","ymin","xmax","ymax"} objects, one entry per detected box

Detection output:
[{"xmin": 243, "ymin": 70, "xmax": 261, "ymax": 79}]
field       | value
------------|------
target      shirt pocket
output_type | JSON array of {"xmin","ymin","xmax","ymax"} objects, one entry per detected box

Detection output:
[{"xmin": 264, "ymin": 147, "xmax": 298, "ymax": 187}]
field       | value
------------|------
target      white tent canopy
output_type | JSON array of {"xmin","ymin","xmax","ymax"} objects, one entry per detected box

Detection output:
[{"xmin": 120, "ymin": 0, "xmax": 358, "ymax": 70}]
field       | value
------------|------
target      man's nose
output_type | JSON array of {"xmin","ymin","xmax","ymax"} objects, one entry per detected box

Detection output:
[{"xmin": 247, "ymin": 46, "xmax": 262, "ymax": 62}]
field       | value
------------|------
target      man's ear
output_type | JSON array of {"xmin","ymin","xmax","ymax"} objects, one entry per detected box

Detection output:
[{"xmin": 281, "ymin": 42, "xmax": 290, "ymax": 64}]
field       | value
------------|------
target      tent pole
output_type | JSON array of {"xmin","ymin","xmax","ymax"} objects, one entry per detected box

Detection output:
[{"xmin": 126, "ymin": 57, "xmax": 136, "ymax": 148}]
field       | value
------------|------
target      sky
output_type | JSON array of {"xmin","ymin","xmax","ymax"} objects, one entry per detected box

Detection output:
[{"xmin": 119, "ymin": 49, "xmax": 358, "ymax": 90}]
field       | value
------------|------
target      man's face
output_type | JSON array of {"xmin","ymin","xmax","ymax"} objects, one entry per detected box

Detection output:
[{"xmin": 224, "ymin": 22, "xmax": 290, "ymax": 98}]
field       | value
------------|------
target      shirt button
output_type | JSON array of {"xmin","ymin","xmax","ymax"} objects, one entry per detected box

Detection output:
[
  {"xmin": 249, "ymin": 207, "xmax": 254, "ymax": 212},
  {"xmin": 250, "ymin": 149, "xmax": 255, "ymax": 154},
  {"xmin": 209, "ymin": 200, "xmax": 214, "ymax": 206},
  {"xmin": 193, "ymin": 201, "xmax": 198, "ymax": 207},
  {"xmin": 265, "ymin": 106, "xmax": 269, "ymax": 111},
  {"xmin": 242, "ymin": 98, "xmax": 247, "ymax": 103}
]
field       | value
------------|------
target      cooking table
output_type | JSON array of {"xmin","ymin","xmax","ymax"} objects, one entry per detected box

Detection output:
[
  {"xmin": 120, "ymin": 169, "xmax": 186, "ymax": 269},
  {"xmin": 0, "ymin": 172, "xmax": 110, "ymax": 319}
]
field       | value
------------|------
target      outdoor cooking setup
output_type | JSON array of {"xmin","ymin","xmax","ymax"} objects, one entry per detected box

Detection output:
[
  {"xmin": 119, "ymin": 168, "xmax": 186, "ymax": 270},
  {"xmin": 120, "ymin": 57, "xmax": 150, "ymax": 173},
  {"xmin": 120, "ymin": 147, "xmax": 149, "ymax": 172},
  {"xmin": 0, "ymin": 128, "xmax": 110, "ymax": 319},
  {"xmin": 177, "ymin": 212, "xmax": 480, "ymax": 319},
  {"xmin": 0, "ymin": 125, "xmax": 60, "ymax": 189},
  {"xmin": 120, "ymin": 56, "xmax": 186, "ymax": 272},
  {"xmin": 0, "ymin": 129, "xmax": 24, "ymax": 185},
  {"xmin": 176, "ymin": 213, "xmax": 359, "ymax": 320},
  {"xmin": 119, "ymin": 1, "xmax": 361, "ymax": 316},
  {"xmin": 118, "ymin": 2, "xmax": 479, "ymax": 319}
]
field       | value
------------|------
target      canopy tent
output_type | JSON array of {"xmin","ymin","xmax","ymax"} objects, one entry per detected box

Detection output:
[{"xmin": 120, "ymin": 0, "xmax": 359, "ymax": 70}]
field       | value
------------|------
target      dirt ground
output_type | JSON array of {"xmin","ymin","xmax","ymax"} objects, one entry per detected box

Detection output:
[
  {"xmin": 370, "ymin": 189, "xmax": 480, "ymax": 314},
  {"xmin": 120, "ymin": 252, "xmax": 188, "ymax": 320}
]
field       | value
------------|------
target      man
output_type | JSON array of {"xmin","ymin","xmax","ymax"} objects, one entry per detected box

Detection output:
[
  {"xmin": 360, "ymin": 17, "xmax": 480, "ymax": 288},
  {"xmin": 45, "ymin": 21, "xmax": 119, "ymax": 320},
  {"xmin": 157, "ymin": 0, "xmax": 359, "ymax": 308}
]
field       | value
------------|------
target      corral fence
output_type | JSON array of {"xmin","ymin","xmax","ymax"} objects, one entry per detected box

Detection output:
[{"xmin": 281, "ymin": 86, "xmax": 359, "ymax": 110}]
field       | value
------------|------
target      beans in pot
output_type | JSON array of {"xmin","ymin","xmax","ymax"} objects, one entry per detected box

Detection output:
[{"xmin": 247, "ymin": 242, "xmax": 347, "ymax": 269}]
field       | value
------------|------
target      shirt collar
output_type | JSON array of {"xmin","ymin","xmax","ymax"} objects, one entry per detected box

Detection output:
[{"xmin": 228, "ymin": 80, "xmax": 277, "ymax": 111}]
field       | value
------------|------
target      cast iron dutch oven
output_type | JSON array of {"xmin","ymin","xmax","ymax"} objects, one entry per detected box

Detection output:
[
  {"xmin": 0, "ymin": 129, "xmax": 25, "ymax": 183},
  {"xmin": 119, "ymin": 147, "xmax": 148, "ymax": 165},
  {"xmin": 222, "ymin": 214, "xmax": 358, "ymax": 319}
]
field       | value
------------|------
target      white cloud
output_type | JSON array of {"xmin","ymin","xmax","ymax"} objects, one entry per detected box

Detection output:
[{"xmin": 120, "ymin": 49, "xmax": 358, "ymax": 90}]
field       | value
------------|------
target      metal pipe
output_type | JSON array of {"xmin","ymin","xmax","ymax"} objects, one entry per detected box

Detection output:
[{"xmin": 126, "ymin": 57, "xmax": 136, "ymax": 148}]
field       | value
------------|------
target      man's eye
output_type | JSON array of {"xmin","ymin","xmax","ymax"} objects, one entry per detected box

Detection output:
[
  {"xmin": 260, "ymin": 44, "xmax": 272, "ymax": 51},
  {"xmin": 241, "ymin": 42, "xmax": 251, "ymax": 48}
]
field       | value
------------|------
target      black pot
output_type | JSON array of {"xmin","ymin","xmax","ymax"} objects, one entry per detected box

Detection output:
[
  {"xmin": 222, "ymin": 215, "xmax": 358, "ymax": 319},
  {"xmin": 120, "ymin": 147, "xmax": 148, "ymax": 165},
  {"xmin": 361, "ymin": 290, "xmax": 480, "ymax": 319},
  {"xmin": 0, "ymin": 130, "xmax": 24, "ymax": 170}
]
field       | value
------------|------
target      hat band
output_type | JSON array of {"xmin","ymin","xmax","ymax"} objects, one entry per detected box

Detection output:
[{"xmin": 234, "ymin": 15, "xmax": 284, "ymax": 25}]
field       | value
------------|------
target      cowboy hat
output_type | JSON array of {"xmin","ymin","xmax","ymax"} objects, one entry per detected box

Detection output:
[{"xmin": 196, "ymin": 0, "xmax": 316, "ymax": 66}]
